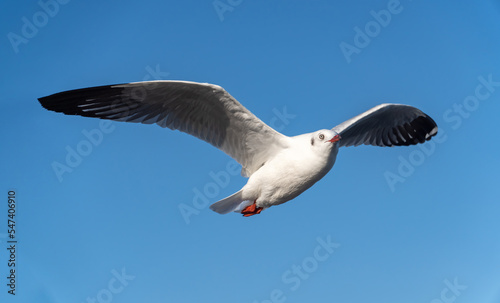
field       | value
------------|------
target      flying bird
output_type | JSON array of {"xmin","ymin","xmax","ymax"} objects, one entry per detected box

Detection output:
[{"xmin": 38, "ymin": 81, "xmax": 437, "ymax": 217}]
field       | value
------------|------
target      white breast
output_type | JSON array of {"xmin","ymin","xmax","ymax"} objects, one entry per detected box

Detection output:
[{"xmin": 241, "ymin": 139, "xmax": 339, "ymax": 208}]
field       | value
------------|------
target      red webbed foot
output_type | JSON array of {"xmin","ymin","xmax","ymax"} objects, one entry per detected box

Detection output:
[{"xmin": 241, "ymin": 201, "xmax": 263, "ymax": 217}]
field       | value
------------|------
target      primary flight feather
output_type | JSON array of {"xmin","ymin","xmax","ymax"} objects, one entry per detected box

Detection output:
[{"xmin": 38, "ymin": 81, "xmax": 437, "ymax": 216}]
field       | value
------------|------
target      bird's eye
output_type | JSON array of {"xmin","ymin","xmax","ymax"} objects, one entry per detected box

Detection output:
[{"xmin": 319, "ymin": 134, "xmax": 324, "ymax": 140}]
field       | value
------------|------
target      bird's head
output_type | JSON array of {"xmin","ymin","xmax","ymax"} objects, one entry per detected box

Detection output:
[{"xmin": 309, "ymin": 129, "xmax": 341, "ymax": 155}]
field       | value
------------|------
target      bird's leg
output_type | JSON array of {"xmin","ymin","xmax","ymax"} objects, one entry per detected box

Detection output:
[{"xmin": 241, "ymin": 200, "xmax": 263, "ymax": 217}]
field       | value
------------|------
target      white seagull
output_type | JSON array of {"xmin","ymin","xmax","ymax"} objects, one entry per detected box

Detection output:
[{"xmin": 38, "ymin": 81, "xmax": 437, "ymax": 217}]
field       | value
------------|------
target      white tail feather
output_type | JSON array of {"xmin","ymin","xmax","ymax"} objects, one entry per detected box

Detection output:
[{"xmin": 210, "ymin": 190, "xmax": 246, "ymax": 214}]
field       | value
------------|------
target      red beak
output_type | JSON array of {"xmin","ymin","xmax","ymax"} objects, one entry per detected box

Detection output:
[{"xmin": 328, "ymin": 134, "xmax": 341, "ymax": 143}]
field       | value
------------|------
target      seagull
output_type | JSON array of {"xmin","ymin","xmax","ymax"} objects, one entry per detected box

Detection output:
[{"xmin": 38, "ymin": 81, "xmax": 437, "ymax": 217}]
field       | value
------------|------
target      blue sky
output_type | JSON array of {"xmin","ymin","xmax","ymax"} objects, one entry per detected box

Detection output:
[{"xmin": 1, "ymin": 0, "xmax": 500, "ymax": 302}]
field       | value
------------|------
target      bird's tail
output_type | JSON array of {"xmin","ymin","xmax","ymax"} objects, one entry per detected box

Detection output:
[{"xmin": 210, "ymin": 190, "xmax": 250, "ymax": 214}]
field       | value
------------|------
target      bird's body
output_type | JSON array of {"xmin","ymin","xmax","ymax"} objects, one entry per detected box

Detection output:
[
  {"xmin": 38, "ymin": 81, "xmax": 438, "ymax": 217},
  {"xmin": 240, "ymin": 131, "xmax": 339, "ymax": 209}
]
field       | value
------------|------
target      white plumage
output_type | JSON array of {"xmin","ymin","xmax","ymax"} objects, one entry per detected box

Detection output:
[{"xmin": 38, "ymin": 81, "xmax": 437, "ymax": 216}]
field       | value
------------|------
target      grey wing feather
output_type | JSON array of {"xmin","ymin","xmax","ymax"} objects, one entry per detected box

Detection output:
[
  {"xmin": 332, "ymin": 103, "xmax": 438, "ymax": 147},
  {"xmin": 38, "ymin": 80, "xmax": 289, "ymax": 176}
]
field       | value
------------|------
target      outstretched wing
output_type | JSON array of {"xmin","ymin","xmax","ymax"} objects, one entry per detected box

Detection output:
[
  {"xmin": 332, "ymin": 103, "xmax": 437, "ymax": 147},
  {"xmin": 38, "ymin": 81, "xmax": 289, "ymax": 176}
]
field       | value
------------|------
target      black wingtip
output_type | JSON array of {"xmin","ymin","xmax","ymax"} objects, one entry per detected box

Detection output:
[
  {"xmin": 36, "ymin": 84, "xmax": 128, "ymax": 117},
  {"xmin": 391, "ymin": 114, "xmax": 438, "ymax": 147},
  {"xmin": 38, "ymin": 95, "xmax": 52, "ymax": 110},
  {"xmin": 419, "ymin": 114, "xmax": 438, "ymax": 140}
]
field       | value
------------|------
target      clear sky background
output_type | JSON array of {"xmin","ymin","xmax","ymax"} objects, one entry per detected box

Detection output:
[{"xmin": 1, "ymin": 1, "xmax": 500, "ymax": 302}]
